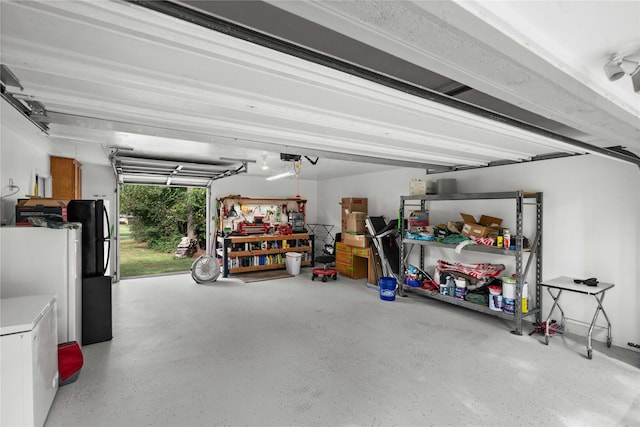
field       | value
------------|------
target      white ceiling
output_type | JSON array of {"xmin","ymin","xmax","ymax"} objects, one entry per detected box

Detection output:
[{"xmin": 1, "ymin": 0, "xmax": 638, "ymax": 183}]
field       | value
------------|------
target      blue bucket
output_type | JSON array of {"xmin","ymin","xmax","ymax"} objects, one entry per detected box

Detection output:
[{"xmin": 379, "ymin": 276, "xmax": 396, "ymax": 301}]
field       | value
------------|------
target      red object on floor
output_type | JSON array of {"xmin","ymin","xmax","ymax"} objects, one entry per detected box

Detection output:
[
  {"xmin": 312, "ymin": 267, "xmax": 337, "ymax": 282},
  {"xmin": 58, "ymin": 341, "xmax": 83, "ymax": 386}
]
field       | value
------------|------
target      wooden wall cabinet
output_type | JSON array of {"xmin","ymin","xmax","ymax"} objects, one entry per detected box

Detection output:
[{"xmin": 50, "ymin": 156, "xmax": 82, "ymax": 199}]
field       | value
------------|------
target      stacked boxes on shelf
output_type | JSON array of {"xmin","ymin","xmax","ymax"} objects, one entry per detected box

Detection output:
[{"xmin": 340, "ymin": 197, "xmax": 369, "ymax": 248}]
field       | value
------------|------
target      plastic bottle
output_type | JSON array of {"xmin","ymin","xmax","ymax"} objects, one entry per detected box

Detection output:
[
  {"xmin": 496, "ymin": 229, "xmax": 504, "ymax": 248},
  {"xmin": 503, "ymin": 229, "xmax": 511, "ymax": 250},
  {"xmin": 447, "ymin": 276, "xmax": 456, "ymax": 296}
]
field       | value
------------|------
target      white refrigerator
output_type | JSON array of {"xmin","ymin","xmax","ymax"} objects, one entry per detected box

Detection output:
[{"xmin": 1, "ymin": 226, "xmax": 82, "ymax": 345}]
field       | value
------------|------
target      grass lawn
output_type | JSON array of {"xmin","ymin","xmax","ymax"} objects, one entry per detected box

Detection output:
[{"xmin": 119, "ymin": 224, "xmax": 195, "ymax": 278}]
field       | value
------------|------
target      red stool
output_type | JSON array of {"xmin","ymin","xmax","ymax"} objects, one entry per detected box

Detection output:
[{"xmin": 312, "ymin": 254, "xmax": 337, "ymax": 282}]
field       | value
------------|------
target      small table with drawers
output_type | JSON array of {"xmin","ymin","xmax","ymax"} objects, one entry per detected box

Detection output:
[{"xmin": 335, "ymin": 242, "xmax": 376, "ymax": 284}]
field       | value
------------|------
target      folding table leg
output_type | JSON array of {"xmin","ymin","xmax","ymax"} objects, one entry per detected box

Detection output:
[
  {"xmin": 544, "ymin": 289, "xmax": 563, "ymax": 345},
  {"xmin": 586, "ymin": 292, "xmax": 612, "ymax": 359}
]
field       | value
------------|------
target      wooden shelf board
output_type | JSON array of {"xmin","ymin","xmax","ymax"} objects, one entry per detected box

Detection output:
[
  {"xmin": 219, "ymin": 233, "xmax": 310, "ymax": 243},
  {"xmin": 227, "ymin": 246, "xmax": 312, "ymax": 258},
  {"xmin": 228, "ymin": 260, "xmax": 312, "ymax": 273}
]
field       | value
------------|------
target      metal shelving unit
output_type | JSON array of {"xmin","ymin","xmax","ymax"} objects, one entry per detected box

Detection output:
[{"xmin": 399, "ymin": 191, "xmax": 543, "ymax": 335}]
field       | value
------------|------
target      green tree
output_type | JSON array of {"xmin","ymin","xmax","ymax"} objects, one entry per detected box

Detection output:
[
  {"xmin": 120, "ymin": 185, "xmax": 206, "ymax": 252},
  {"xmin": 185, "ymin": 188, "xmax": 208, "ymax": 249}
]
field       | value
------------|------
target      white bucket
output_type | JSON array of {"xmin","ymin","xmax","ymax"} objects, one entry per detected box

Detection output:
[
  {"xmin": 502, "ymin": 277, "xmax": 516, "ymax": 299},
  {"xmin": 285, "ymin": 252, "xmax": 302, "ymax": 275},
  {"xmin": 454, "ymin": 278, "xmax": 467, "ymax": 299},
  {"xmin": 502, "ymin": 277, "xmax": 528, "ymax": 312}
]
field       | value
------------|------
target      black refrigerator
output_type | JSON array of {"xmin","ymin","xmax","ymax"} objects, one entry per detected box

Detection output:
[{"xmin": 67, "ymin": 199, "xmax": 113, "ymax": 345}]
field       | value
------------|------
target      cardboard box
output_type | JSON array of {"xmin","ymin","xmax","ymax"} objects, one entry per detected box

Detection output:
[
  {"xmin": 342, "ymin": 233, "xmax": 371, "ymax": 248},
  {"xmin": 346, "ymin": 212, "xmax": 367, "ymax": 234},
  {"xmin": 18, "ymin": 198, "xmax": 71, "ymax": 207},
  {"xmin": 407, "ymin": 210, "xmax": 429, "ymax": 231},
  {"xmin": 409, "ymin": 210, "xmax": 429, "ymax": 220},
  {"xmin": 341, "ymin": 197, "xmax": 368, "ymax": 213},
  {"xmin": 460, "ymin": 213, "xmax": 502, "ymax": 238},
  {"xmin": 408, "ymin": 219, "xmax": 430, "ymax": 231},
  {"xmin": 409, "ymin": 180, "xmax": 437, "ymax": 196},
  {"xmin": 15, "ymin": 198, "xmax": 70, "ymax": 225},
  {"xmin": 410, "ymin": 180, "xmax": 427, "ymax": 196},
  {"xmin": 341, "ymin": 197, "xmax": 368, "ymax": 241}
]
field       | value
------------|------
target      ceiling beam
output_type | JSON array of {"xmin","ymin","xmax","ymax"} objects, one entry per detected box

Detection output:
[
  {"xmin": 50, "ymin": 111, "xmax": 450, "ymax": 171},
  {"xmin": 130, "ymin": 0, "xmax": 640, "ymax": 168}
]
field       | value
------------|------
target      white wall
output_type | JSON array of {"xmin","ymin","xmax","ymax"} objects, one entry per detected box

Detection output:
[
  {"xmin": 81, "ymin": 163, "xmax": 117, "ymax": 220},
  {"xmin": 317, "ymin": 156, "xmax": 640, "ymax": 348},
  {"xmin": 1, "ymin": 101, "xmax": 51, "ymax": 225}
]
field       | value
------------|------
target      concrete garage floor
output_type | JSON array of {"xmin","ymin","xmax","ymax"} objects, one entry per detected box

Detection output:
[{"xmin": 46, "ymin": 272, "xmax": 639, "ymax": 427}]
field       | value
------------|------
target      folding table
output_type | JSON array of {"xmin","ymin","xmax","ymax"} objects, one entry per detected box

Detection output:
[{"xmin": 540, "ymin": 276, "xmax": 614, "ymax": 359}]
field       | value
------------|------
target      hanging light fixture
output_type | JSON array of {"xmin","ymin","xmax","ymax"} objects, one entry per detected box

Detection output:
[{"xmin": 265, "ymin": 170, "xmax": 294, "ymax": 181}]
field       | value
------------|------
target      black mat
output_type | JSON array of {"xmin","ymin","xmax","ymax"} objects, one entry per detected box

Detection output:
[{"xmin": 236, "ymin": 270, "xmax": 294, "ymax": 283}]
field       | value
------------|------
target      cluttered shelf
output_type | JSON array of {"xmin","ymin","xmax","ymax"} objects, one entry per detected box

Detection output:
[
  {"xmin": 400, "ymin": 190, "xmax": 543, "ymax": 335},
  {"xmin": 401, "ymin": 238, "xmax": 531, "ymax": 256},
  {"xmin": 217, "ymin": 233, "xmax": 314, "ymax": 277},
  {"xmin": 401, "ymin": 191, "xmax": 540, "ymax": 202},
  {"xmin": 219, "ymin": 245, "xmax": 312, "ymax": 258},
  {"xmin": 216, "ymin": 196, "xmax": 307, "ymax": 234},
  {"xmin": 403, "ymin": 284, "xmax": 540, "ymax": 320},
  {"xmin": 228, "ymin": 260, "xmax": 312, "ymax": 274},
  {"xmin": 221, "ymin": 233, "xmax": 311, "ymax": 243}
]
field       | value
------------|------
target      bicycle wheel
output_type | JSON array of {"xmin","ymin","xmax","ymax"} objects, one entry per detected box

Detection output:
[{"xmin": 191, "ymin": 255, "xmax": 221, "ymax": 283}]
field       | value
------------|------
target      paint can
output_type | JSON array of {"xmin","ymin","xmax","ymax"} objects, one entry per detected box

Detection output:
[
  {"xmin": 502, "ymin": 277, "xmax": 528, "ymax": 313},
  {"xmin": 503, "ymin": 298, "xmax": 515, "ymax": 314},
  {"xmin": 489, "ymin": 295, "xmax": 504, "ymax": 311},
  {"xmin": 502, "ymin": 276, "xmax": 516, "ymax": 300},
  {"xmin": 454, "ymin": 278, "xmax": 467, "ymax": 299}
]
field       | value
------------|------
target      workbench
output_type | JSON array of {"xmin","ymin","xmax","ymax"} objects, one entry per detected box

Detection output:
[{"xmin": 540, "ymin": 276, "xmax": 614, "ymax": 359}]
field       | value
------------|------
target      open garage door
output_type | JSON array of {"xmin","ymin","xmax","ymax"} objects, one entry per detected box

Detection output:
[
  {"xmin": 113, "ymin": 155, "xmax": 249, "ymax": 187},
  {"xmin": 112, "ymin": 154, "xmax": 248, "ymax": 282}
]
